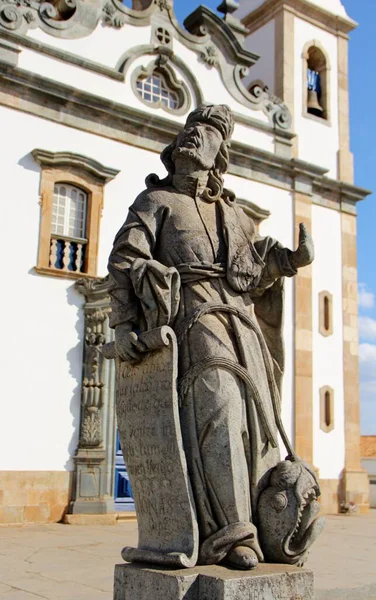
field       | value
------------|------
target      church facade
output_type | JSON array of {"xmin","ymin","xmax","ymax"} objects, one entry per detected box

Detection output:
[{"xmin": 0, "ymin": 0, "xmax": 370, "ymax": 524}]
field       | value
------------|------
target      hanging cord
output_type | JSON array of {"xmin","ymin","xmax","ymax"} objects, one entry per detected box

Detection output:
[
  {"xmin": 177, "ymin": 302, "xmax": 297, "ymax": 459},
  {"xmin": 178, "ymin": 357, "xmax": 278, "ymax": 449}
]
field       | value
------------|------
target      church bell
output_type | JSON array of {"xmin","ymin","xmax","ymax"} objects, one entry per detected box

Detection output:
[{"xmin": 307, "ymin": 89, "xmax": 324, "ymax": 117}]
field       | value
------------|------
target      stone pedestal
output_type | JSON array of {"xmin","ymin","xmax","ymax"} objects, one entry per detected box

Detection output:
[{"xmin": 114, "ymin": 562, "xmax": 315, "ymax": 600}]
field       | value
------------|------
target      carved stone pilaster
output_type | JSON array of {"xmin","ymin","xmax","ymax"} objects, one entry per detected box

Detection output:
[
  {"xmin": 80, "ymin": 308, "xmax": 107, "ymax": 448},
  {"xmin": 69, "ymin": 275, "xmax": 117, "ymax": 515}
]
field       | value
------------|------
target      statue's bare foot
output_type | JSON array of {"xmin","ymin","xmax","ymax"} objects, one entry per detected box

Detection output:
[{"xmin": 225, "ymin": 546, "xmax": 258, "ymax": 570}]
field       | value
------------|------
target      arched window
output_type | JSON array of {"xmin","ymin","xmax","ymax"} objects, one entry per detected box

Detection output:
[
  {"xmin": 50, "ymin": 183, "xmax": 88, "ymax": 273},
  {"xmin": 303, "ymin": 42, "xmax": 330, "ymax": 122},
  {"xmin": 132, "ymin": 59, "xmax": 190, "ymax": 116},
  {"xmin": 136, "ymin": 72, "xmax": 179, "ymax": 111}
]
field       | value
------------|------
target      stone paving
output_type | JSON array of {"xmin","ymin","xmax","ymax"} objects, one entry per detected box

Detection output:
[{"xmin": 0, "ymin": 512, "xmax": 375, "ymax": 599}]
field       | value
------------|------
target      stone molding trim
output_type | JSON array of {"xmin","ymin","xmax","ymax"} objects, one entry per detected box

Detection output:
[
  {"xmin": 337, "ymin": 35, "xmax": 354, "ymax": 184},
  {"xmin": 294, "ymin": 191, "xmax": 314, "ymax": 465},
  {"xmin": 319, "ymin": 386, "xmax": 334, "ymax": 434},
  {"xmin": 32, "ymin": 149, "xmax": 120, "ymax": 183},
  {"xmin": 0, "ymin": 29, "xmax": 124, "ymax": 80},
  {"xmin": 319, "ymin": 290, "xmax": 333, "ymax": 337},
  {"xmin": 32, "ymin": 150, "xmax": 119, "ymax": 279},
  {"xmin": 184, "ymin": 5, "xmax": 259, "ymax": 66},
  {"xmin": 69, "ymin": 276, "xmax": 118, "ymax": 515},
  {"xmin": 340, "ymin": 212, "xmax": 369, "ymax": 513},
  {"xmin": 0, "ymin": 37, "xmax": 19, "ymax": 66},
  {"xmin": 242, "ymin": 0, "xmax": 358, "ymax": 38}
]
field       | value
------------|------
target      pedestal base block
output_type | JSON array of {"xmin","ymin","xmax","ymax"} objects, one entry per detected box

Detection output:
[{"xmin": 114, "ymin": 563, "xmax": 315, "ymax": 600}]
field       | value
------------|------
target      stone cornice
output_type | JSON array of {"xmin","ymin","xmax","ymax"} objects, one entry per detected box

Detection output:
[
  {"xmin": 242, "ymin": 0, "xmax": 358, "ymax": 38},
  {"xmin": 0, "ymin": 62, "xmax": 369, "ymax": 214},
  {"xmin": 31, "ymin": 149, "xmax": 120, "ymax": 183},
  {"xmin": 313, "ymin": 178, "xmax": 371, "ymax": 214}
]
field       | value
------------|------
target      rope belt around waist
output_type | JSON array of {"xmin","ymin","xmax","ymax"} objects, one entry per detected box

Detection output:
[{"xmin": 175, "ymin": 262, "xmax": 226, "ymax": 284}]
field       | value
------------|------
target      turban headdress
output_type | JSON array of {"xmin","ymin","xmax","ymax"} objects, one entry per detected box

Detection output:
[{"xmin": 184, "ymin": 105, "xmax": 234, "ymax": 143}]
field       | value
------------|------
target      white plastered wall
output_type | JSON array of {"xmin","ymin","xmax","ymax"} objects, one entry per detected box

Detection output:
[
  {"xmin": 294, "ymin": 18, "xmax": 339, "ymax": 179},
  {"xmin": 311, "ymin": 204, "xmax": 345, "ymax": 479},
  {"xmin": 0, "ymin": 105, "xmax": 164, "ymax": 472},
  {"xmin": 224, "ymin": 175, "xmax": 295, "ymax": 450},
  {"xmin": 243, "ymin": 20, "xmax": 276, "ymax": 94}
]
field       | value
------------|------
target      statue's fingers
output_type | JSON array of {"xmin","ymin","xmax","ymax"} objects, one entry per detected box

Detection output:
[
  {"xmin": 129, "ymin": 332, "xmax": 147, "ymax": 353},
  {"xmin": 299, "ymin": 222, "xmax": 308, "ymax": 243}
]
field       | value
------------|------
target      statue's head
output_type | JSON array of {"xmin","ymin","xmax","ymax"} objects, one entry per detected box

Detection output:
[{"xmin": 159, "ymin": 104, "xmax": 234, "ymax": 201}]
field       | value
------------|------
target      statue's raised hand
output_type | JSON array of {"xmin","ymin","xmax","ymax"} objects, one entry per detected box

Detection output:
[{"xmin": 291, "ymin": 223, "xmax": 314, "ymax": 269}]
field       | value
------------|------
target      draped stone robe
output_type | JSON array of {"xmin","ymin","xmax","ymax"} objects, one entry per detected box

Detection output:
[{"xmin": 108, "ymin": 181, "xmax": 296, "ymax": 564}]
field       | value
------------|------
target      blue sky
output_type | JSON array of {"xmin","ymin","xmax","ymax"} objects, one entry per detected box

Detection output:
[
  {"xmin": 173, "ymin": 1, "xmax": 375, "ymax": 433},
  {"xmin": 342, "ymin": 1, "xmax": 376, "ymax": 434}
]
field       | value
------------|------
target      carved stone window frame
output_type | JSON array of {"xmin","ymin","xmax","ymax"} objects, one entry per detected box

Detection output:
[
  {"xmin": 302, "ymin": 40, "xmax": 332, "ymax": 126},
  {"xmin": 32, "ymin": 150, "xmax": 119, "ymax": 280},
  {"xmin": 131, "ymin": 57, "xmax": 191, "ymax": 116},
  {"xmin": 319, "ymin": 290, "xmax": 333, "ymax": 337},
  {"xmin": 320, "ymin": 385, "xmax": 334, "ymax": 433}
]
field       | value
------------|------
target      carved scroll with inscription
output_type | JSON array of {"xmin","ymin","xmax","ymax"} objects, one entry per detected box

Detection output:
[{"xmin": 103, "ymin": 326, "xmax": 198, "ymax": 568}]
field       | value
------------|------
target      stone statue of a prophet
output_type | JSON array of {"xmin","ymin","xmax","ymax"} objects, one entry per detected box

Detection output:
[{"xmin": 105, "ymin": 104, "xmax": 324, "ymax": 572}]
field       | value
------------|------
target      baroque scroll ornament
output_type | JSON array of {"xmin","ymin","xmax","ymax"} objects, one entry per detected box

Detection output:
[{"xmin": 0, "ymin": 0, "xmax": 77, "ymax": 31}]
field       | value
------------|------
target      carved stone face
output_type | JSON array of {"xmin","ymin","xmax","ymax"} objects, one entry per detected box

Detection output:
[
  {"xmin": 172, "ymin": 123, "xmax": 223, "ymax": 172},
  {"xmin": 257, "ymin": 460, "xmax": 325, "ymax": 566}
]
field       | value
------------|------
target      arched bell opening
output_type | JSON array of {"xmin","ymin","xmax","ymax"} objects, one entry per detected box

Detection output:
[{"xmin": 303, "ymin": 42, "xmax": 331, "ymax": 122}]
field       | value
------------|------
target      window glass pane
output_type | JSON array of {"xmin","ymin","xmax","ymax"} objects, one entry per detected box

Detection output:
[
  {"xmin": 51, "ymin": 183, "xmax": 87, "ymax": 238},
  {"xmin": 136, "ymin": 70, "xmax": 180, "ymax": 111}
]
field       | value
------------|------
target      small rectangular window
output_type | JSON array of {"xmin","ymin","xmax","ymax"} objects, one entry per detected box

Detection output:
[
  {"xmin": 320, "ymin": 386, "xmax": 334, "ymax": 433},
  {"xmin": 319, "ymin": 291, "xmax": 333, "ymax": 337}
]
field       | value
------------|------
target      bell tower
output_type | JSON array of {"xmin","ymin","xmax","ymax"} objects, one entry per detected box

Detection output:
[
  {"xmin": 237, "ymin": 0, "xmax": 357, "ymax": 183},
  {"xmin": 237, "ymin": 0, "xmax": 370, "ymax": 515}
]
